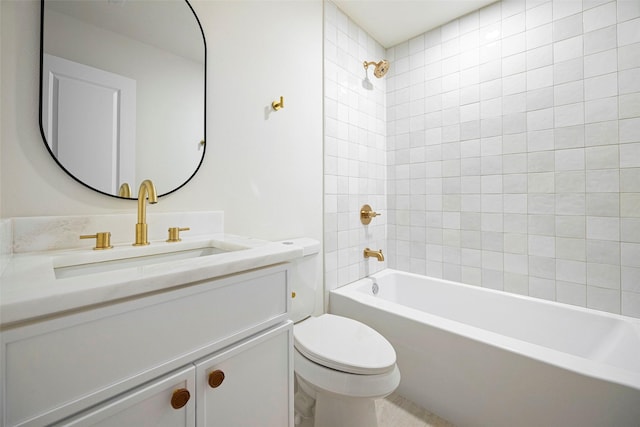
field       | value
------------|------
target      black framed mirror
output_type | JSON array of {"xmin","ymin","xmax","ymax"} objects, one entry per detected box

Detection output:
[{"xmin": 39, "ymin": 0, "xmax": 206, "ymax": 199}]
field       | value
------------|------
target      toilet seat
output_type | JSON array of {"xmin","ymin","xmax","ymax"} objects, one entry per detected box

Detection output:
[
  {"xmin": 294, "ymin": 348, "xmax": 401, "ymax": 399},
  {"xmin": 294, "ymin": 314, "xmax": 396, "ymax": 375}
]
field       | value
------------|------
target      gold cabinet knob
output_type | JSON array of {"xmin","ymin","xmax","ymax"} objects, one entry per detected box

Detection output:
[
  {"xmin": 167, "ymin": 227, "xmax": 190, "ymax": 242},
  {"xmin": 208, "ymin": 370, "xmax": 225, "ymax": 388},
  {"xmin": 80, "ymin": 232, "xmax": 113, "ymax": 250},
  {"xmin": 170, "ymin": 388, "xmax": 191, "ymax": 409}
]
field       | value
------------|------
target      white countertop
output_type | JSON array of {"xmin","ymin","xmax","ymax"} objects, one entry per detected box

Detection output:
[{"xmin": 0, "ymin": 234, "xmax": 304, "ymax": 327}]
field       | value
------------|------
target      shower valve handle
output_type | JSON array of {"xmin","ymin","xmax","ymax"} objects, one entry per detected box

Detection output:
[{"xmin": 360, "ymin": 204, "xmax": 381, "ymax": 225}]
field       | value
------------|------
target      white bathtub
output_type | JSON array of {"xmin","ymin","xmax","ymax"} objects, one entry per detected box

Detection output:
[{"xmin": 329, "ymin": 269, "xmax": 640, "ymax": 427}]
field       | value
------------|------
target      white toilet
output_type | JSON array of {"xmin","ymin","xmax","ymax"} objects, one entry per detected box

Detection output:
[{"xmin": 286, "ymin": 239, "xmax": 400, "ymax": 427}]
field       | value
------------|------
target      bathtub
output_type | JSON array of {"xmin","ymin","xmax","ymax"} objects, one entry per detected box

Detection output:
[{"xmin": 329, "ymin": 269, "xmax": 640, "ymax": 427}]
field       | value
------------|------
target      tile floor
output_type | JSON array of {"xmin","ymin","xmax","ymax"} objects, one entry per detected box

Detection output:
[
  {"xmin": 376, "ymin": 393, "xmax": 455, "ymax": 427},
  {"xmin": 295, "ymin": 391, "xmax": 454, "ymax": 427}
]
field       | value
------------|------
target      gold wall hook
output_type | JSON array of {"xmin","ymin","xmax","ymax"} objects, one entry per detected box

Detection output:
[
  {"xmin": 80, "ymin": 232, "xmax": 113, "ymax": 250},
  {"xmin": 360, "ymin": 204, "xmax": 381, "ymax": 225},
  {"xmin": 272, "ymin": 96, "xmax": 284, "ymax": 111}
]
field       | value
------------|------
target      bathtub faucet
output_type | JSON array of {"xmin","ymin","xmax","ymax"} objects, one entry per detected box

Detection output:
[{"xmin": 364, "ymin": 248, "xmax": 384, "ymax": 262}]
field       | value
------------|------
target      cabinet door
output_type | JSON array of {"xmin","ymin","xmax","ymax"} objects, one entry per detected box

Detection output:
[
  {"xmin": 54, "ymin": 366, "xmax": 196, "ymax": 427},
  {"xmin": 196, "ymin": 322, "xmax": 293, "ymax": 427}
]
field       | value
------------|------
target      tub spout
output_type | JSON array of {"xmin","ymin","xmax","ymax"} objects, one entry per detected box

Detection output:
[{"xmin": 364, "ymin": 248, "xmax": 384, "ymax": 261}]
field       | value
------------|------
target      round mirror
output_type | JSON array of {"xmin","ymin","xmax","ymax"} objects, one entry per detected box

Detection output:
[{"xmin": 39, "ymin": 0, "xmax": 206, "ymax": 199}]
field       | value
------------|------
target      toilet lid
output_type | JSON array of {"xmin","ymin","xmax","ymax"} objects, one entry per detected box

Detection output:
[{"xmin": 294, "ymin": 314, "xmax": 396, "ymax": 375}]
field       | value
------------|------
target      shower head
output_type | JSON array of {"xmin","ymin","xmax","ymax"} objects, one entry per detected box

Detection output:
[{"xmin": 364, "ymin": 59, "xmax": 390, "ymax": 78}]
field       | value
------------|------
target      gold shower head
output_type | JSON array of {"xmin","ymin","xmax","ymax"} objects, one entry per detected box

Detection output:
[{"xmin": 363, "ymin": 59, "xmax": 390, "ymax": 78}]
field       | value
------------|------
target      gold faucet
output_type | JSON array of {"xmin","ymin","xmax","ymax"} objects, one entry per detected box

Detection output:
[
  {"xmin": 364, "ymin": 248, "xmax": 384, "ymax": 261},
  {"xmin": 133, "ymin": 179, "xmax": 158, "ymax": 246},
  {"xmin": 118, "ymin": 182, "xmax": 131, "ymax": 198}
]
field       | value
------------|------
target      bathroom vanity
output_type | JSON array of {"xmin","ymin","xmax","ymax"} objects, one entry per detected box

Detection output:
[{"xmin": 0, "ymin": 213, "xmax": 302, "ymax": 426}]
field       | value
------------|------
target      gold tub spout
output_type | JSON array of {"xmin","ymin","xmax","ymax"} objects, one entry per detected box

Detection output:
[
  {"xmin": 133, "ymin": 179, "xmax": 158, "ymax": 246},
  {"xmin": 364, "ymin": 248, "xmax": 384, "ymax": 261}
]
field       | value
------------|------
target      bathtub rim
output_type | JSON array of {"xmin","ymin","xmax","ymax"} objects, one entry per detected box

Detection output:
[{"xmin": 330, "ymin": 268, "xmax": 640, "ymax": 392}]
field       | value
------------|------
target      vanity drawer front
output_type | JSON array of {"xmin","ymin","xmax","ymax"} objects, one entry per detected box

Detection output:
[
  {"xmin": 2, "ymin": 265, "xmax": 289, "ymax": 427},
  {"xmin": 51, "ymin": 366, "xmax": 196, "ymax": 427}
]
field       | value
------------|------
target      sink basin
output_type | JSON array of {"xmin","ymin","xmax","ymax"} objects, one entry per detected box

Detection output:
[{"xmin": 54, "ymin": 242, "xmax": 244, "ymax": 279}]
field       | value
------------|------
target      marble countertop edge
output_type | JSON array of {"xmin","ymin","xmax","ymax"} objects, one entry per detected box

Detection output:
[{"xmin": 0, "ymin": 234, "xmax": 304, "ymax": 327}]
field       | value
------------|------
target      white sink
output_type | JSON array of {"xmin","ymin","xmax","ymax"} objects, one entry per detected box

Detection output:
[{"xmin": 53, "ymin": 241, "xmax": 246, "ymax": 279}]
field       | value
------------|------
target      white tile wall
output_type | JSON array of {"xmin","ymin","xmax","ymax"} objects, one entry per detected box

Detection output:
[
  {"xmin": 324, "ymin": 0, "xmax": 640, "ymax": 318},
  {"xmin": 324, "ymin": 1, "xmax": 387, "ymax": 292},
  {"xmin": 385, "ymin": 0, "xmax": 640, "ymax": 318}
]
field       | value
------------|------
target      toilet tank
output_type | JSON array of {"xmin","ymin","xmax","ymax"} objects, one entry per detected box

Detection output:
[{"xmin": 281, "ymin": 238, "xmax": 320, "ymax": 323}]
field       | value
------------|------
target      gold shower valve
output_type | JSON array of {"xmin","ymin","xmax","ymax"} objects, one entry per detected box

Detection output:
[
  {"xmin": 360, "ymin": 204, "xmax": 381, "ymax": 225},
  {"xmin": 80, "ymin": 232, "xmax": 113, "ymax": 250}
]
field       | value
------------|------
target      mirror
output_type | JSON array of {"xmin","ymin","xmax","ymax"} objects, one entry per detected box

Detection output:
[{"xmin": 39, "ymin": 0, "xmax": 206, "ymax": 199}]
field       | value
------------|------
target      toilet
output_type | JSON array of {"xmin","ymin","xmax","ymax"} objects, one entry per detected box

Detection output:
[{"xmin": 285, "ymin": 239, "xmax": 400, "ymax": 427}]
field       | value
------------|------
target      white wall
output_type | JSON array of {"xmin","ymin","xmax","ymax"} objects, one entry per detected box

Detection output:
[
  {"xmin": 0, "ymin": 0, "xmax": 323, "ymax": 245},
  {"xmin": 196, "ymin": 0, "xmax": 323, "ymax": 243}
]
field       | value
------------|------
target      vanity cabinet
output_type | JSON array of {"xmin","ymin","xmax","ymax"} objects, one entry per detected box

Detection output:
[{"xmin": 1, "ymin": 265, "xmax": 293, "ymax": 427}]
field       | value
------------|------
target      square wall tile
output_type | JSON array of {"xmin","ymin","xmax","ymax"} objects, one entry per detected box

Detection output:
[
  {"xmin": 583, "ymin": 1, "xmax": 617, "ymax": 33},
  {"xmin": 554, "ymin": 35, "xmax": 583, "ymax": 62},
  {"xmin": 588, "ymin": 285, "xmax": 621, "ymax": 313},
  {"xmin": 618, "ymin": 17, "xmax": 640, "ymax": 46},
  {"xmin": 585, "ymin": 25, "xmax": 618, "ymax": 55},
  {"xmin": 553, "ymin": 13, "xmax": 583, "ymax": 42}
]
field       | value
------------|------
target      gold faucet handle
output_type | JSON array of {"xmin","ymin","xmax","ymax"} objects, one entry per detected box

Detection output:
[
  {"xmin": 360, "ymin": 204, "xmax": 382, "ymax": 225},
  {"xmin": 167, "ymin": 227, "xmax": 190, "ymax": 242},
  {"xmin": 80, "ymin": 232, "xmax": 113, "ymax": 250}
]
